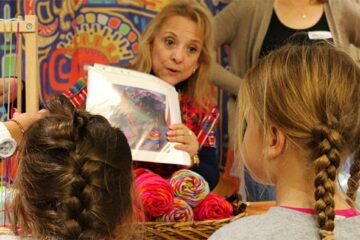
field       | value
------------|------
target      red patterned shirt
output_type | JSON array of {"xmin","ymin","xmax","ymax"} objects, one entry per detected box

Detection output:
[{"xmin": 179, "ymin": 93, "xmax": 218, "ymax": 149}]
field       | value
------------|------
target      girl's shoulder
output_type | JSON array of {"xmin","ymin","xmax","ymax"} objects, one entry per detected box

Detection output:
[{"xmin": 209, "ymin": 207, "xmax": 319, "ymax": 240}]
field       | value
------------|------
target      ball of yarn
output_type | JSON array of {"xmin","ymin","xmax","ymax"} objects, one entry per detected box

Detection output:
[
  {"xmin": 133, "ymin": 168, "xmax": 174, "ymax": 217},
  {"xmin": 157, "ymin": 198, "xmax": 194, "ymax": 222},
  {"xmin": 134, "ymin": 167, "xmax": 151, "ymax": 178},
  {"xmin": 169, "ymin": 169, "xmax": 209, "ymax": 207},
  {"xmin": 193, "ymin": 193, "xmax": 233, "ymax": 220}
]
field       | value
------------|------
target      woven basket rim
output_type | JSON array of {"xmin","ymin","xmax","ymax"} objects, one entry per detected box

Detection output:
[
  {"xmin": 137, "ymin": 212, "xmax": 247, "ymax": 240},
  {"xmin": 141, "ymin": 212, "xmax": 246, "ymax": 225}
]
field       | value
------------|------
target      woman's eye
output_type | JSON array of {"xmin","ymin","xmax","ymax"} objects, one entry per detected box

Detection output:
[
  {"xmin": 188, "ymin": 46, "xmax": 198, "ymax": 54},
  {"xmin": 164, "ymin": 38, "xmax": 174, "ymax": 46}
]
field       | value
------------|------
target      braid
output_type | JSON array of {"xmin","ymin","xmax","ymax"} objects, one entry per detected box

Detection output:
[
  {"xmin": 58, "ymin": 110, "xmax": 117, "ymax": 239},
  {"xmin": 58, "ymin": 151, "xmax": 87, "ymax": 239},
  {"xmin": 346, "ymin": 148, "xmax": 360, "ymax": 205},
  {"xmin": 311, "ymin": 125, "xmax": 343, "ymax": 240},
  {"xmin": 235, "ymin": 41, "xmax": 360, "ymax": 239},
  {"xmin": 13, "ymin": 96, "xmax": 133, "ymax": 239}
]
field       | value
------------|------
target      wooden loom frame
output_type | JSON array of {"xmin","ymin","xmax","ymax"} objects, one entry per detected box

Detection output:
[{"xmin": 0, "ymin": 15, "xmax": 39, "ymax": 113}]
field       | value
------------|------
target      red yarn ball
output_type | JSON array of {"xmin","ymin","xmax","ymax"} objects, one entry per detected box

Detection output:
[
  {"xmin": 193, "ymin": 193, "xmax": 233, "ymax": 220},
  {"xmin": 133, "ymin": 168, "xmax": 174, "ymax": 217}
]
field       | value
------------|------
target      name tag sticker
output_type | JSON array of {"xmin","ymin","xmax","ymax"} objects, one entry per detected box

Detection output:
[{"xmin": 308, "ymin": 31, "xmax": 333, "ymax": 40}]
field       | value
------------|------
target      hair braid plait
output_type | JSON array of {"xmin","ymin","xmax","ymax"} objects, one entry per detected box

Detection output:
[
  {"xmin": 60, "ymin": 109, "xmax": 121, "ymax": 239},
  {"xmin": 55, "ymin": 110, "xmax": 90, "ymax": 239},
  {"xmin": 311, "ymin": 124, "xmax": 343, "ymax": 240},
  {"xmin": 346, "ymin": 147, "xmax": 360, "ymax": 205},
  {"xmin": 12, "ymin": 95, "xmax": 133, "ymax": 239}
]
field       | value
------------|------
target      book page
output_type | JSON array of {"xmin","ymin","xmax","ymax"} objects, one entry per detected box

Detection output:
[{"xmin": 86, "ymin": 64, "xmax": 191, "ymax": 166}]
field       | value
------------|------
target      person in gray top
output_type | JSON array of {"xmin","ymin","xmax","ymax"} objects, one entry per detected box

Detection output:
[
  {"xmin": 210, "ymin": 42, "xmax": 360, "ymax": 240},
  {"xmin": 210, "ymin": 207, "xmax": 360, "ymax": 240}
]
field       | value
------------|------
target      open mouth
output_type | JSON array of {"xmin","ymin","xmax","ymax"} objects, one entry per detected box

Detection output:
[{"xmin": 167, "ymin": 67, "xmax": 180, "ymax": 73}]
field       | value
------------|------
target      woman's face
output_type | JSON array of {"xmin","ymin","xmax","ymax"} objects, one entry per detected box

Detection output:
[{"xmin": 151, "ymin": 15, "xmax": 203, "ymax": 86}]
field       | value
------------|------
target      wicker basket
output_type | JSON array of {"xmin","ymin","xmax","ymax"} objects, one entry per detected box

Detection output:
[
  {"xmin": 0, "ymin": 200, "xmax": 248, "ymax": 239},
  {"xmin": 0, "ymin": 213, "xmax": 247, "ymax": 240},
  {"xmin": 137, "ymin": 212, "xmax": 247, "ymax": 240}
]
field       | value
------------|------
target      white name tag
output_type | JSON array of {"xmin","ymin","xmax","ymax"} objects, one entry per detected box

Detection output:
[{"xmin": 308, "ymin": 31, "xmax": 333, "ymax": 40}]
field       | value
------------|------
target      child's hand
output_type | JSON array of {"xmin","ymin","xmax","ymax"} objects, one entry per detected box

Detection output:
[{"xmin": 167, "ymin": 124, "xmax": 199, "ymax": 157}]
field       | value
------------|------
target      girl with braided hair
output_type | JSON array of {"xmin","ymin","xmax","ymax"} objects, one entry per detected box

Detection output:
[
  {"xmin": 10, "ymin": 96, "xmax": 134, "ymax": 240},
  {"xmin": 210, "ymin": 42, "xmax": 360, "ymax": 240}
]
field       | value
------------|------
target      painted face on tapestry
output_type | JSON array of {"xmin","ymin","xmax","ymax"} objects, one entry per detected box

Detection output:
[{"xmin": 151, "ymin": 15, "xmax": 203, "ymax": 86}]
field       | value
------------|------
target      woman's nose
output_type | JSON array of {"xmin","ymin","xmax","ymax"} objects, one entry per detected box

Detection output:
[{"xmin": 171, "ymin": 47, "xmax": 184, "ymax": 63}]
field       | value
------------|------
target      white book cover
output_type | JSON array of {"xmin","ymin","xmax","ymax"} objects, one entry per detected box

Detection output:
[{"xmin": 86, "ymin": 64, "xmax": 191, "ymax": 166}]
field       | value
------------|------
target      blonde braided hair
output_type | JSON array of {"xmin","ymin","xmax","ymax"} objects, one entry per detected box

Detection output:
[{"xmin": 237, "ymin": 42, "xmax": 360, "ymax": 239}]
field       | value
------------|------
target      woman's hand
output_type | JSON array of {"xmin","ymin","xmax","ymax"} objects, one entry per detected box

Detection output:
[
  {"xmin": 12, "ymin": 109, "xmax": 49, "ymax": 131},
  {"xmin": 167, "ymin": 123, "xmax": 199, "ymax": 157},
  {"xmin": 6, "ymin": 109, "xmax": 49, "ymax": 143}
]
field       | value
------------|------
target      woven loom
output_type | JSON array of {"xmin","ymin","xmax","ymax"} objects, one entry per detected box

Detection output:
[
  {"xmin": 0, "ymin": 15, "xmax": 39, "ymax": 230},
  {"xmin": 0, "ymin": 15, "xmax": 39, "ymax": 114}
]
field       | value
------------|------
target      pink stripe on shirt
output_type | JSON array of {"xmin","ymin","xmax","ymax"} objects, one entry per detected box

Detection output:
[{"xmin": 280, "ymin": 206, "xmax": 359, "ymax": 218}]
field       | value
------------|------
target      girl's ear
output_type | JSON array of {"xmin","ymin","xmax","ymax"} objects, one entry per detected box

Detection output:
[{"xmin": 267, "ymin": 125, "xmax": 286, "ymax": 160}]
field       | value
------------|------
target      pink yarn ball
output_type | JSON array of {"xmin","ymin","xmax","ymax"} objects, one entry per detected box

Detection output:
[
  {"xmin": 193, "ymin": 193, "xmax": 233, "ymax": 220},
  {"xmin": 134, "ymin": 168, "xmax": 174, "ymax": 217}
]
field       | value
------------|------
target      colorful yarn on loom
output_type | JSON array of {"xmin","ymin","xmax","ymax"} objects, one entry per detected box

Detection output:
[
  {"xmin": 133, "ymin": 168, "xmax": 174, "ymax": 217},
  {"xmin": 193, "ymin": 193, "xmax": 233, "ymax": 221},
  {"xmin": 157, "ymin": 197, "xmax": 194, "ymax": 222},
  {"xmin": 169, "ymin": 169, "xmax": 209, "ymax": 207}
]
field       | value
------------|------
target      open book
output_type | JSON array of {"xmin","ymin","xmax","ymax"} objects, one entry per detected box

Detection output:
[{"xmin": 86, "ymin": 64, "xmax": 191, "ymax": 166}]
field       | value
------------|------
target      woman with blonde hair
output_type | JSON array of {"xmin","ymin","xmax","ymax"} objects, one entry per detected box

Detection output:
[
  {"xmin": 64, "ymin": 0, "xmax": 220, "ymax": 189},
  {"xmin": 131, "ymin": 0, "xmax": 220, "ymax": 189},
  {"xmin": 133, "ymin": 0, "xmax": 214, "ymax": 108},
  {"xmin": 210, "ymin": 42, "xmax": 360, "ymax": 239}
]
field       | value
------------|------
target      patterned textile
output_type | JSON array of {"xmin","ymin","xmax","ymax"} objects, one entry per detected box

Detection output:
[
  {"xmin": 179, "ymin": 93, "xmax": 219, "ymax": 148},
  {"xmin": 61, "ymin": 79, "xmax": 87, "ymax": 109},
  {"xmin": 0, "ymin": 0, "xmax": 227, "ymax": 99}
]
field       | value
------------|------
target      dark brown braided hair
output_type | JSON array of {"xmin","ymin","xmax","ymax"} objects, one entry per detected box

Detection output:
[
  {"xmin": 12, "ymin": 96, "xmax": 133, "ymax": 240},
  {"xmin": 237, "ymin": 42, "xmax": 360, "ymax": 239}
]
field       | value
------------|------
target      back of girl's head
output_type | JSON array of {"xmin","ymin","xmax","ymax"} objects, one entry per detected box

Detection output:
[
  {"xmin": 237, "ymin": 42, "xmax": 360, "ymax": 239},
  {"xmin": 133, "ymin": 0, "xmax": 214, "ymax": 108},
  {"xmin": 13, "ymin": 96, "xmax": 133, "ymax": 240}
]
